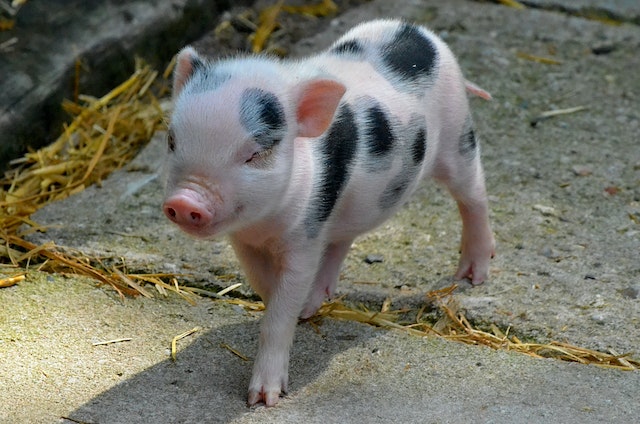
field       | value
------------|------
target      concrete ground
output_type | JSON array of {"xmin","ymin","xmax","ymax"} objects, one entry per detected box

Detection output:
[{"xmin": 1, "ymin": 0, "xmax": 639, "ymax": 423}]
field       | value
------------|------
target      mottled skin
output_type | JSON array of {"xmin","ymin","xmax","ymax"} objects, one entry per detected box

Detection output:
[{"xmin": 163, "ymin": 19, "xmax": 495, "ymax": 407}]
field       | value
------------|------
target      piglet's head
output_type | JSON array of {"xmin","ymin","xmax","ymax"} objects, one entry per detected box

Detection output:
[{"xmin": 162, "ymin": 47, "xmax": 346, "ymax": 238}]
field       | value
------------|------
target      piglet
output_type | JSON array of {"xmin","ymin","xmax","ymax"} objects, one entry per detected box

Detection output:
[{"xmin": 163, "ymin": 19, "xmax": 495, "ymax": 407}]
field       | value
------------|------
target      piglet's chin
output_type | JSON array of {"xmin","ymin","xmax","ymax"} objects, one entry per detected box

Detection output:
[
  {"xmin": 165, "ymin": 206, "xmax": 244, "ymax": 240},
  {"xmin": 174, "ymin": 222, "xmax": 222, "ymax": 239}
]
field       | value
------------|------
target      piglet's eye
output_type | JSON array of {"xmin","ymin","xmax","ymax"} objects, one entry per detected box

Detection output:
[
  {"xmin": 167, "ymin": 131, "xmax": 176, "ymax": 152},
  {"xmin": 245, "ymin": 148, "xmax": 272, "ymax": 164}
]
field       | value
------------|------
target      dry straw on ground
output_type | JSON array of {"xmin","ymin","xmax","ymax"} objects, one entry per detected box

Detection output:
[
  {"xmin": 215, "ymin": 285, "xmax": 639, "ymax": 371},
  {"xmin": 250, "ymin": 0, "xmax": 337, "ymax": 52},
  {"xmin": 0, "ymin": 59, "xmax": 171, "ymax": 297},
  {"xmin": 1, "ymin": 0, "xmax": 637, "ymax": 372}
]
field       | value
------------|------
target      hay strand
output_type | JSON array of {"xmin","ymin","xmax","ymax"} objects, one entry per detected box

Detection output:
[
  {"xmin": 0, "ymin": 273, "xmax": 25, "ymax": 287},
  {"xmin": 250, "ymin": 0, "xmax": 338, "ymax": 53},
  {"xmin": 221, "ymin": 342, "xmax": 250, "ymax": 361},
  {"xmin": 252, "ymin": 0, "xmax": 284, "ymax": 53},
  {"xmin": 171, "ymin": 327, "xmax": 201, "ymax": 361},
  {"xmin": 497, "ymin": 0, "xmax": 525, "ymax": 9},
  {"xmin": 282, "ymin": 0, "xmax": 337, "ymax": 17},
  {"xmin": 530, "ymin": 105, "xmax": 588, "ymax": 126},
  {"xmin": 517, "ymin": 51, "xmax": 562, "ymax": 65},
  {"xmin": 92, "ymin": 338, "xmax": 132, "ymax": 346}
]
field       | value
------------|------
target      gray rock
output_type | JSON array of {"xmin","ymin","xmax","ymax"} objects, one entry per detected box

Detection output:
[
  {"xmin": 619, "ymin": 285, "xmax": 640, "ymax": 299},
  {"xmin": 364, "ymin": 254, "xmax": 384, "ymax": 264}
]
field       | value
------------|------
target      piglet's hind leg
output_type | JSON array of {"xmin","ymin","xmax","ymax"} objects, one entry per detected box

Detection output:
[
  {"xmin": 300, "ymin": 240, "xmax": 353, "ymax": 319},
  {"xmin": 454, "ymin": 195, "xmax": 495, "ymax": 285},
  {"xmin": 435, "ymin": 128, "xmax": 495, "ymax": 285}
]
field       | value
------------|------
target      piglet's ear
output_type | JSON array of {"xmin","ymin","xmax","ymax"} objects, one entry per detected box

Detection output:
[
  {"xmin": 295, "ymin": 79, "xmax": 346, "ymax": 138},
  {"xmin": 173, "ymin": 46, "xmax": 203, "ymax": 98}
]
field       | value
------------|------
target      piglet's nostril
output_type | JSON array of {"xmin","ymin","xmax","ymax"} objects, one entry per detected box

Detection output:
[{"xmin": 163, "ymin": 196, "xmax": 213, "ymax": 229}]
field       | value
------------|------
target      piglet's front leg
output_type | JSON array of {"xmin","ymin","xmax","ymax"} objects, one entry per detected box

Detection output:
[
  {"xmin": 238, "ymin": 242, "xmax": 323, "ymax": 407},
  {"xmin": 247, "ymin": 305, "xmax": 296, "ymax": 407}
]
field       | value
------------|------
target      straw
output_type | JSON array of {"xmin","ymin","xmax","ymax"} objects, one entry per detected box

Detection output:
[{"xmin": 213, "ymin": 286, "xmax": 639, "ymax": 371}]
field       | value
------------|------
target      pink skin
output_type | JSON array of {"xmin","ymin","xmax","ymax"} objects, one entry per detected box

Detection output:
[
  {"xmin": 164, "ymin": 20, "xmax": 495, "ymax": 407},
  {"xmin": 464, "ymin": 79, "xmax": 492, "ymax": 101},
  {"xmin": 163, "ymin": 191, "xmax": 213, "ymax": 235},
  {"xmin": 231, "ymin": 238, "xmax": 325, "ymax": 406},
  {"xmin": 441, "ymin": 173, "xmax": 496, "ymax": 285},
  {"xmin": 452, "ymin": 193, "xmax": 496, "ymax": 284},
  {"xmin": 165, "ymin": 55, "xmax": 348, "ymax": 406}
]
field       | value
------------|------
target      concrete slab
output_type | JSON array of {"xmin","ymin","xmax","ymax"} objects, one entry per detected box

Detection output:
[
  {"xmin": 1, "ymin": 0, "xmax": 639, "ymax": 422},
  {"xmin": 2, "ymin": 274, "xmax": 639, "ymax": 423}
]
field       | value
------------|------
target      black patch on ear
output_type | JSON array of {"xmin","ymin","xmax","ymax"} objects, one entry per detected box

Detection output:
[
  {"xmin": 187, "ymin": 66, "xmax": 231, "ymax": 94},
  {"xmin": 411, "ymin": 127, "xmax": 426, "ymax": 165},
  {"xmin": 305, "ymin": 104, "xmax": 358, "ymax": 238},
  {"xmin": 240, "ymin": 88, "xmax": 287, "ymax": 149},
  {"xmin": 331, "ymin": 39, "xmax": 364, "ymax": 56},
  {"xmin": 364, "ymin": 104, "xmax": 395, "ymax": 157},
  {"xmin": 190, "ymin": 54, "xmax": 205, "ymax": 72},
  {"xmin": 175, "ymin": 53, "xmax": 206, "ymax": 92},
  {"xmin": 382, "ymin": 23, "xmax": 438, "ymax": 82},
  {"xmin": 180, "ymin": 55, "xmax": 235, "ymax": 95}
]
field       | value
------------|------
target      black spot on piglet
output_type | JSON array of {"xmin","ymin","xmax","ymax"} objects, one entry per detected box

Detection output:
[
  {"xmin": 305, "ymin": 104, "xmax": 358, "ymax": 238},
  {"xmin": 364, "ymin": 104, "xmax": 395, "ymax": 158},
  {"xmin": 240, "ymin": 88, "xmax": 287, "ymax": 149},
  {"xmin": 459, "ymin": 116, "xmax": 477, "ymax": 157},
  {"xmin": 379, "ymin": 171, "xmax": 411, "ymax": 210},
  {"xmin": 411, "ymin": 127, "xmax": 426, "ymax": 165},
  {"xmin": 382, "ymin": 23, "xmax": 438, "ymax": 82}
]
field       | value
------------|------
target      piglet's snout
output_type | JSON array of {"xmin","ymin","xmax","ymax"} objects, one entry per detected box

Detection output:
[{"xmin": 163, "ymin": 194, "xmax": 213, "ymax": 228}]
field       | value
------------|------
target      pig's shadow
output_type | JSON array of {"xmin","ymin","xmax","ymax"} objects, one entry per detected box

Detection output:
[{"xmin": 67, "ymin": 316, "xmax": 381, "ymax": 423}]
